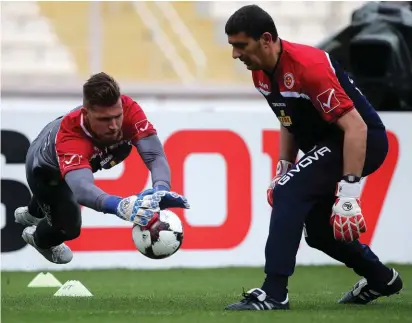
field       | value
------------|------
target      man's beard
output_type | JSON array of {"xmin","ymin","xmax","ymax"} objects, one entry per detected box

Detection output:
[
  {"xmin": 88, "ymin": 128, "xmax": 123, "ymax": 147},
  {"xmin": 84, "ymin": 118, "xmax": 123, "ymax": 146},
  {"xmin": 96, "ymin": 131, "xmax": 123, "ymax": 146}
]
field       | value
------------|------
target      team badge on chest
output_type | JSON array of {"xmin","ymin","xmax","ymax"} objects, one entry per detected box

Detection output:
[{"xmin": 284, "ymin": 73, "xmax": 295, "ymax": 89}]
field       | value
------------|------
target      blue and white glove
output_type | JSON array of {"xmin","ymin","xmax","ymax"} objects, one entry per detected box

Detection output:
[
  {"xmin": 153, "ymin": 185, "xmax": 190, "ymax": 210},
  {"xmin": 116, "ymin": 194, "xmax": 161, "ymax": 226}
]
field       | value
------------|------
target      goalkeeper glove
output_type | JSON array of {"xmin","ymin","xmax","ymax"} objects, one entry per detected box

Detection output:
[
  {"xmin": 137, "ymin": 185, "xmax": 190, "ymax": 210},
  {"xmin": 330, "ymin": 175, "xmax": 366, "ymax": 243},
  {"xmin": 267, "ymin": 160, "xmax": 293, "ymax": 207},
  {"xmin": 116, "ymin": 194, "xmax": 161, "ymax": 226},
  {"xmin": 153, "ymin": 190, "xmax": 190, "ymax": 210}
]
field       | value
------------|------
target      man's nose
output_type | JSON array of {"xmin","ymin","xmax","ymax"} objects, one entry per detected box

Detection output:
[
  {"xmin": 108, "ymin": 118, "xmax": 117, "ymax": 130},
  {"xmin": 232, "ymin": 48, "xmax": 241, "ymax": 59}
]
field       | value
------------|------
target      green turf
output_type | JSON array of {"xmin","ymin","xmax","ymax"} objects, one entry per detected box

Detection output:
[{"xmin": 2, "ymin": 265, "xmax": 411, "ymax": 323}]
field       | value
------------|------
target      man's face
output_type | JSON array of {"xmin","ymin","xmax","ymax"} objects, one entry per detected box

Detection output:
[
  {"xmin": 82, "ymin": 98, "xmax": 124, "ymax": 144},
  {"xmin": 228, "ymin": 32, "xmax": 266, "ymax": 70}
]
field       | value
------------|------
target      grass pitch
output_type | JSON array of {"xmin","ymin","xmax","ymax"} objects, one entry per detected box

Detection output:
[{"xmin": 2, "ymin": 265, "xmax": 412, "ymax": 323}]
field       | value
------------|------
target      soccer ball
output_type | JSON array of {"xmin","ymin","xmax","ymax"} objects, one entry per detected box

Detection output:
[{"xmin": 132, "ymin": 209, "xmax": 184, "ymax": 259}]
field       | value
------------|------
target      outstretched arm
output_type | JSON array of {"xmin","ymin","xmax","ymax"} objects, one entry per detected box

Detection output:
[
  {"xmin": 134, "ymin": 134, "xmax": 171, "ymax": 191},
  {"xmin": 64, "ymin": 168, "xmax": 118, "ymax": 213},
  {"xmin": 64, "ymin": 168, "xmax": 160, "ymax": 226},
  {"xmin": 134, "ymin": 134, "xmax": 190, "ymax": 210}
]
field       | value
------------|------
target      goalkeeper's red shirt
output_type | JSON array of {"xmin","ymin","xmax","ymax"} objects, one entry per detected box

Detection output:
[
  {"xmin": 252, "ymin": 39, "xmax": 385, "ymax": 153},
  {"xmin": 34, "ymin": 94, "xmax": 157, "ymax": 179}
]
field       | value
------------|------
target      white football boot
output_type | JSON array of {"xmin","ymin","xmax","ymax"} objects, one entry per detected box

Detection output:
[
  {"xmin": 22, "ymin": 226, "xmax": 73, "ymax": 264},
  {"xmin": 14, "ymin": 206, "xmax": 42, "ymax": 226}
]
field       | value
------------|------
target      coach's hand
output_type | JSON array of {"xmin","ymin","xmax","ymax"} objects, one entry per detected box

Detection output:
[
  {"xmin": 116, "ymin": 195, "xmax": 160, "ymax": 226},
  {"xmin": 330, "ymin": 178, "xmax": 366, "ymax": 243},
  {"xmin": 267, "ymin": 160, "xmax": 294, "ymax": 207}
]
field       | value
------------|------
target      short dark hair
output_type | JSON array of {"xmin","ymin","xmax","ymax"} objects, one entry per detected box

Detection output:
[
  {"xmin": 83, "ymin": 72, "xmax": 121, "ymax": 108},
  {"xmin": 225, "ymin": 5, "xmax": 278, "ymax": 41}
]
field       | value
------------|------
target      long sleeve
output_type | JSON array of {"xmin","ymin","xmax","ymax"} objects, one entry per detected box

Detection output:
[
  {"xmin": 134, "ymin": 134, "xmax": 171, "ymax": 190},
  {"xmin": 64, "ymin": 168, "xmax": 111, "ymax": 212}
]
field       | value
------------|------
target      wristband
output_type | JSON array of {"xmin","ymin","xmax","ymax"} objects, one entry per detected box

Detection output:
[
  {"xmin": 342, "ymin": 174, "xmax": 361, "ymax": 183},
  {"xmin": 102, "ymin": 196, "xmax": 122, "ymax": 214},
  {"xmin": 154, "ymin": 185, "xmax": 170, "ymax": 192}
]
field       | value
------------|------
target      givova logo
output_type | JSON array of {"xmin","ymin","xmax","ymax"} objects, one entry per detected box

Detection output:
[{"xmin": 277, "ymin": 146, "xmax": 332, "ymax": 185}]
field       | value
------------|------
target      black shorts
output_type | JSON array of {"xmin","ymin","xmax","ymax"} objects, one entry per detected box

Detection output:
[{"xmin": 25, "ymin": 144, "xmax": 81, "ymax": 230}]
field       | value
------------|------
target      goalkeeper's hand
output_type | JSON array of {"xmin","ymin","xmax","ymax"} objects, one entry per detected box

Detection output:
[
  {"xmin": 153, "ymin": 189, "xmax": 190, "ymax": 210},
  {"xmin": 116, "ymin": 194, "xmax": 160, "ymax": 226},
  {"xmin": 330, "ymin": 178, "xmax": 366, "ymax": 243},
  {"xmin": 267, "ymin": 160, "xmax": 293, "ymax": 207},
  {"xmin": 134, "ymin": 185, "xmax": 190, "ymax": 210}
]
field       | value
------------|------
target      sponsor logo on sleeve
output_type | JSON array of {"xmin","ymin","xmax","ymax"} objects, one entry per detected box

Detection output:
[
  {"xmin": 135, "ymin": 119, "xmax": 151, "ymax": 134},
  {"xmin": 316, "ymin": 88, "xmax": 340, "ymax": 113},
  {"xmin": 62, "ymin": 154, "xmax": 82, "ymax": 168}
]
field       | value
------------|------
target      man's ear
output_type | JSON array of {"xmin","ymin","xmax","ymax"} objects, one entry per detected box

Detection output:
[
  {"xmin": 81, "ymin": 106, "xmax": 88, "ymax": 118},
  {"xmin": 261, "ymin": 32, "xmax": 272, "ymax": 45}
]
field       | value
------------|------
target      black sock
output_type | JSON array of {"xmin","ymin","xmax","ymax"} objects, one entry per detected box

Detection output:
[
  {"xmin": 28, "ymin": 198, "xmax": 45, "ymax": 219},
  {"xmin": 261, "ymin": 274, "xmax": 288, "ymax": 302},
  {"xmin": 34, "ymin": 219, "xmax": 65, "ymax": 249},
  {"xmin": 365, "ymin": 265, "xmax": 394, "ymax": 290}
]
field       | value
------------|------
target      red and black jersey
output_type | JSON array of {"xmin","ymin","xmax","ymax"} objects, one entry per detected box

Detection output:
[
  {"xmin": 32, "ymin": 95, "xmax": 156, "ymax": 179},
  {"xmin": 252, "ymin": 39, "xmax": 385, "ymax": 152}
]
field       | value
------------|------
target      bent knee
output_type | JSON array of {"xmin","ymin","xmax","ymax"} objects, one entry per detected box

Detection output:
[
  {"xmin": 304, "ymin": 229, "xmax": 328, "ymax": 250},
  {"xmin": 62, "ymin": 222, "xmax": 81, "ymax": 240},
  {"xmin": 58, "ymin": 205, "xmax": 82, "ymax": 241},
  {"xmin": 305, "ymin": 236, "xmax": 322, "ymax": 249}
]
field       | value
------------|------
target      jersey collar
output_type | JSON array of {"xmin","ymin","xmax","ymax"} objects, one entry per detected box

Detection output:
[{"xmin": 80, "ymin": 113, "xmax": 93, "ymax": 138}]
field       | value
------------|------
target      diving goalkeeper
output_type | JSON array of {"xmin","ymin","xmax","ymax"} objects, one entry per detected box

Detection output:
[{"xmin": 14, "ymin": 72, "xmax": 189, "ymax": 264}]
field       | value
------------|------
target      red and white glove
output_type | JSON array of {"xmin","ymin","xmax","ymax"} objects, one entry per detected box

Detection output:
[
  {"xmin": 330, "ymin": 178, "xmax": 366, "ymax": 243},
  {"xmin": 267, "ymin": 160, "xmax": 293, "ymax": 207}
]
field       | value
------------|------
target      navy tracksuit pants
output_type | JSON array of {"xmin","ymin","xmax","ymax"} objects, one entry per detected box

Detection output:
[{"xmin": 262, "ymin": 129, "xmax": 393, "ymax": 300}]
